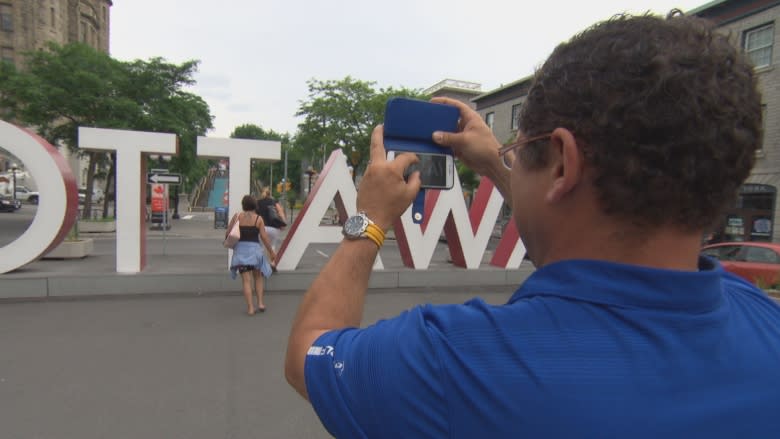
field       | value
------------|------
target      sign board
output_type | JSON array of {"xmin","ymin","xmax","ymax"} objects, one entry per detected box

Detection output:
[
  {"xmin": 147, "ymin": 172, "xmax": 182, "ymax": 185},
  {"xmin": 150, "ymin": 183, "xmax": 169, "ymax": 225}
]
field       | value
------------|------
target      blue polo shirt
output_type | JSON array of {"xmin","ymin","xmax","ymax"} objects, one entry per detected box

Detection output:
[{"xmin": 304, "ymin": 258, "xmax": 780, "ymax": 438}]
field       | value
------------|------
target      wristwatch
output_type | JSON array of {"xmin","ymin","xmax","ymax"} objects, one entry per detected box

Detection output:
[{"xmin": 342, "ymin": 211, "xmax": 385, "ymax": 248}]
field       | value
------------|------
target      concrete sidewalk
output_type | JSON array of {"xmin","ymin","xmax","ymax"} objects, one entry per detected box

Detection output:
[{"xmin": 0, "ymin": 208, "xmax": 533, "ymax": 300}]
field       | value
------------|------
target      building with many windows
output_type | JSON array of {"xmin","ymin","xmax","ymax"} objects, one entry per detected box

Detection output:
[
  {"xmin": 0, "ymin": 0, "xmax": 112, "ymax": 180},
  {"xmin": 469, "ymin": 0, "xmax": 780, "ymax": 242}
]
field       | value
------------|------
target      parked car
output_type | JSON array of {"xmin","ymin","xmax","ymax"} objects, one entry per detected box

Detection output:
[
  {"xmin": 78, "ymin": 188, "xmax": 104, "ymax": 204},
  {"xmin": 0, "ymin": 197, "xmax": 21, "ymax": 212},
  {"xmin": 700, "ymin": 241, "xmax": 780, "ymax": 286},
  {"xmin": 14, "ymin": 185, "xmax": 39, "ymax": 204}
]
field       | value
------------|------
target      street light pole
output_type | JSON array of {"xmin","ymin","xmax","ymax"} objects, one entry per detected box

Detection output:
[
  {"xmin": 172, "ymin": 184, "xmax": 180, "ymax": 219},
  {"xmin": 282, "ymin": 147, "xmax": 288, "ymax": 217},
  {"xmin": 10, "ymin": 163, "xmax": 17, "ymax": 202}
]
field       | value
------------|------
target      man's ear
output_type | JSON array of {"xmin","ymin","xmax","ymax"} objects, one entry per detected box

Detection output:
[{"xmin": 545, "ymin": 128, "xmax": 582, "ymax": 203}]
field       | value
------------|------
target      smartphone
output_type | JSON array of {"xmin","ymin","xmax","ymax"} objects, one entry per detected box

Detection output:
[
  {"xmin": 386, "ymin": 150, "xmax": 455, "ymax": 189},
  {"xmin": 383, "ymin": 97, "xmax": 459, "ymax": 190}
]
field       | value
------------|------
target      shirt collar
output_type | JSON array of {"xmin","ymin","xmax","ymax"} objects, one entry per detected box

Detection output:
[{"xmin": 509, "ymin": 257, "xmax": 724, "ymax": 311}]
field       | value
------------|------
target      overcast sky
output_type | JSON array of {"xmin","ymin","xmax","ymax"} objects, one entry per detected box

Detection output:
[{"xmin": 110, "ymin": 0, "xmax": 708, "ymax": 138}]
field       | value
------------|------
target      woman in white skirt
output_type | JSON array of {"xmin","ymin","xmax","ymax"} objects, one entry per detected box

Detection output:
[{"xmin": 226, "ymin": 195, "xmax": 276, "ymax": 315}]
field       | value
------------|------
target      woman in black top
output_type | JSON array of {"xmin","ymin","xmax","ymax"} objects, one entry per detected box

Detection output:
[{"xmin": 226, "ymin": 195, "xmax": 277, "ymax": 315}]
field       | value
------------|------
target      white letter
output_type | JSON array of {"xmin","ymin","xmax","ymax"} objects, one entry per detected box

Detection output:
[
  {"xmin": 276, "ymin": 150, "xmax": 383, "ymax": 271},
  {"xmin": 197, "ymin": 137, "xmax": 281, "ymax": 265},
  {"xmin": 0, "ymin": 121, "xmax": 78, "ymax": 274},
  {"xmin": 79, "ymin": 127, "xmax": 177, "ymax": 273}
]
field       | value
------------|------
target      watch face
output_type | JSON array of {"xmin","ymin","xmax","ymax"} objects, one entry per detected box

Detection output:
[{"xmin": 343, "ymin": 215, "xmax": 367, "ymax": 237}]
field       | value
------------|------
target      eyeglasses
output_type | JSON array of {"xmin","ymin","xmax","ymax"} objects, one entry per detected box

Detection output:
[{"xmin": 498, "ymin": 133, "xmax": 552, "ymax": 170}]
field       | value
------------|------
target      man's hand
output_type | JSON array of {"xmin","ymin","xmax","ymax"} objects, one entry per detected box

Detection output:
[
  {"xmin": 430, "ymin": 97, "xmax": 506, "ymax": 180},
  {"xmin": 356, "ymin": 125, "xmax": 422, "ymax": 230}
]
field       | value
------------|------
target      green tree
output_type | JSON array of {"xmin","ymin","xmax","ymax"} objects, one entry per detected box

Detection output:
[
  {"xmin": 230, "ymin": 123, "xmax": 297, "ymax": 196},
  {"xmin": 124, "ymin": 57, "xmax": 213, "ymax": 200},
  {"xmin": 0, "ymin": 43, "xmax": 213, "ymax": 218},
  {"xmin": 294, "ymin": 77, "xmax": 426, "ymax": 178}
]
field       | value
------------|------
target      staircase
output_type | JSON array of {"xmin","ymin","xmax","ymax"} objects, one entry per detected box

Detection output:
[{"xmin": 208, "ymin": 177, "xmax": 228, "ymax": 208}]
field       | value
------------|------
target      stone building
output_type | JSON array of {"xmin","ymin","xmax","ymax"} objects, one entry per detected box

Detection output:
[
  {"xmin": 470, "ymin": 0, "xmax": 780, "ymax": 242},
  {"xmin": 0, "ymin": 0, "xmax": 112, "ymax": 181}
]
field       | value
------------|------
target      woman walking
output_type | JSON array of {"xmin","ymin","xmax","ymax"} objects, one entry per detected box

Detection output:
[
  {"xmin": 226, "ymin": 195, "xmax": 276, "ymax": 315},
  {"xmin": 256, "ymin": 187, "xmax": 287, "ymax": 252}
]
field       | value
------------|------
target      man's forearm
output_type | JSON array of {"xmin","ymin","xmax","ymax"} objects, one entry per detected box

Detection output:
[
  {"xmin": 294, "ymin": 239, "xmax": 376, "ymax": 328},
  {"xmin": 285, "ymin": 238, "xmax": 379, "ymax": 398}
]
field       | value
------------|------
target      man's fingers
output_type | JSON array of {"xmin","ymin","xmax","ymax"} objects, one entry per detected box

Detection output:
[
  {"xmin": 404, "ymin": 170, "xmax": 422, "ymax": 195},
  {"xmin": 390, "ymin": 151, "xmax": 419, "ymax": 174},
  {"xmin": 432, "ymin": 130, "xmax": 458, "ymax": 148},
  {"xmin": 431, "ymin": 96, "xmax": 469, "ymax": 113},
  {"xmin": 369, "ymin": 125, "xmax": 386, "ymax": 165}
]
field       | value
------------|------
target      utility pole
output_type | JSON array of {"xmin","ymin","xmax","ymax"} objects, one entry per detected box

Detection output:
[{"xmin": 282, "ymin": 148, "xmax": 288, "ymax": 201}]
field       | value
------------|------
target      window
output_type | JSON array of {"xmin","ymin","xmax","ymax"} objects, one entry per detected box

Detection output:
[
  {"xmin": 486, "ymin": 112, "xmax": 495, "ymax": 130},
  {"xmin": 80, "ymin": 21, "xmax": 87, "ymax": 42},
  {"xmin": 0, "ymin": 46, "xmax": 12, "ymax": 64},
  {"xmin": 511, "ymin": 104, "xmax": 522, "ymax": 131},
  {"xmin": 744, "ymin": 24, "xmax": 774, "ymax": 68},
  {"xmin": 0, "ymin": 3, "xmax": 12, "ymax": 32},
  {"xmin": 702, "ymin": 245, "xmax": 743, "ymax": 261},
  {"xmin": 744, "ymin": 246, "xmax": 780, "ymax": 264},
  {"xmin": 721, "ymin": 245, "xmax": 744, "ymax": 261}
]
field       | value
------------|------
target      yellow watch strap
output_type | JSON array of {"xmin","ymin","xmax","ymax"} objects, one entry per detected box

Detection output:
[{"xmin": 364, "ymin": 223, "xmax": 385, "ymax": 248}]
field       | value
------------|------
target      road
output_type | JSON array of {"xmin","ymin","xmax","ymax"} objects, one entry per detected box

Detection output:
[
  {"xmin": 0, "ymin": 287, "xmax": 516, "ymax": 439},
  {"xmin": 0, "ymin": 203, "xmax": 36, "ymax": 247}
]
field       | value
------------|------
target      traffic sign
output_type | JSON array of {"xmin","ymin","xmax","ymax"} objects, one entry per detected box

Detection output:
[{"xmin": 147, "ymin": 172, "xmax": 182, "ymax": 185}]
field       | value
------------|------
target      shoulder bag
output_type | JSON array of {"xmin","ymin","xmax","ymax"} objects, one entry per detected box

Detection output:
[{"xmin": 223, "ymin": 214, "xmax": 241, "ymax": 249}]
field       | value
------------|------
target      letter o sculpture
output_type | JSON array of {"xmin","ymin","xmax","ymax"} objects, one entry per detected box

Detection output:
[{"xmin": 0, "ymin": 120, "xmax": 78, "ymax": 274}]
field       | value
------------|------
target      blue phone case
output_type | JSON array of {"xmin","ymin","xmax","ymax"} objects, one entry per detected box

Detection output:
[
  {"xmin": 383, "ymin": 98, "xmax": 459, "ymax": 155},
  {"xmin": 383, "ymin": 98, "xmax": 459, "ymax": 224}
]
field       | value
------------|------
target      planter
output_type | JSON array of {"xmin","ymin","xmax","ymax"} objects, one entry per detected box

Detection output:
[
  {"xmin": 43, "ymin": 238, "xmax": 94, "ymax": 259},
  {"xmin": 79, "ymin": 220, "xmax": 116, "ymax": 233}
]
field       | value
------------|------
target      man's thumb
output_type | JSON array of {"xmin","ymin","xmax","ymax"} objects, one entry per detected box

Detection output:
[{"xmin": 432, "ymin": 131, "xmax": 451, "ymax": 146}]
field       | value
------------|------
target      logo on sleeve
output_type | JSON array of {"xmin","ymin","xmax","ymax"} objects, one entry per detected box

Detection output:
[{"xmin": 307, "ymin": 345, "xmax": 335, "ymax": 356}]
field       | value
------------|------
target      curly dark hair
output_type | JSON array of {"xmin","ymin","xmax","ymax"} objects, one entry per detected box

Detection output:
[
  {"xmin": 519, "ymin": 13, "xmax": 763, "ymax": 230},
  {"xmin": 241, "ymin": 195, "xmax": 257, "ymax": 211}
]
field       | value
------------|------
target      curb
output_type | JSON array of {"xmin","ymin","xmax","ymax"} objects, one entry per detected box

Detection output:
[{"xmin": 0, "ymin": 266, "xmax": 534, "ymax": 300}]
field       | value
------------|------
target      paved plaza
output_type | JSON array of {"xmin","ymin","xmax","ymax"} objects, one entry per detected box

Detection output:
[{"xmin": 0, "ymin": 287, "xmax": 516, "ymax": 439}]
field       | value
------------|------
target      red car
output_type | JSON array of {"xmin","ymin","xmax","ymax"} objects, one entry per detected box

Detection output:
[{"xmin": 701, "ymin": 241, "xmax": 780, "ymax": 286}]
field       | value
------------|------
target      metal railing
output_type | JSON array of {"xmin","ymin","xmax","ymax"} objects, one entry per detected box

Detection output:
[{"xmin": 189, "ymin": 168, "xmax": 216, "ymax": 211}]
